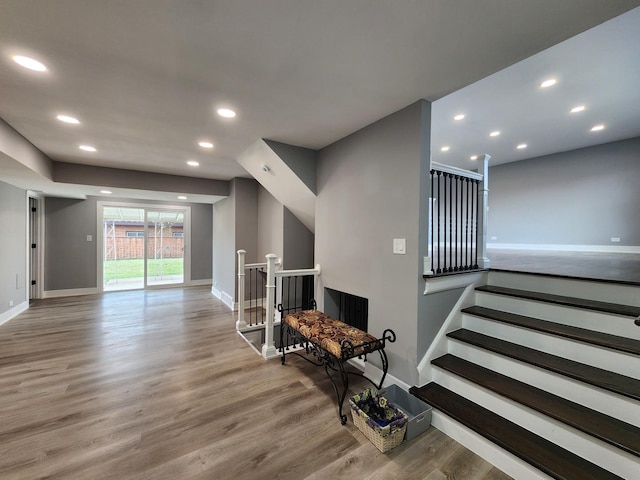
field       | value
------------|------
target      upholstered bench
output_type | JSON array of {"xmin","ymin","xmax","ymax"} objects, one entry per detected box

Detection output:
[{"xmin": 280, "ymin": 307, "xmax": 396, "ymax": 424}]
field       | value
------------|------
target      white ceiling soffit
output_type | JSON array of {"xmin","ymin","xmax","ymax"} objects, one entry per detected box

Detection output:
[
  {"xmin": 238, "ymin": 140, "xmax": 315, "ymax": 233},
  {"xmin": 1, "ymin": 0, "xmax": 639, "ymax": 199},
  {"xmin": 432, "ymin": 6, "xmax": 640, "ymax": 170}
]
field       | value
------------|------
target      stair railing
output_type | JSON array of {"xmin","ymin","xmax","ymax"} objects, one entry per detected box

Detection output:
[
  {"xmin": 236, "ymin": 249, "xmax": 280, "ymax": 330},
  {"xmin": 264, "ymin": 255, "xmax": 321, "ymax": 360},
  {"xmin": 427, "ymin": 154, "xmax": 490, "ymax": 276}
]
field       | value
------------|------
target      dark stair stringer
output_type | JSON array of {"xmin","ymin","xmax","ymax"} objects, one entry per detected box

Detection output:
[
  {"xmin": 431, "ymin": 354, "xmax": 640, "ymax": 457},
  {"xmin": 409, "ymin": 383, "xmax": 623, "ymax": 480},
  {"xmin": 462, "ymin": 305, "xmax": 640, "ymax": 356},
  {"xmin": 447, "ymin": 328, "xmax": 640, "ymax": 401}
]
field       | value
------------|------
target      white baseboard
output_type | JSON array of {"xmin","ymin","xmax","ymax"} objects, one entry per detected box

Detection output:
[
  {"xmin": 212, "ymin": 286, "xmax": 235, "ymax": 310},
  {"xmin": 488, "ymin": 243, "xmax": 640, "ymax": 254},
  {"xmin": 347, "ymin": 357, "xmax": 412, "ymax": 392},
  {"xmin": 43, "ymin": 287, "xmax": 99, "ymax": 298},
  {"xmin": 0, "ymin": 300, "xmax": 29, "ymax": 326}
]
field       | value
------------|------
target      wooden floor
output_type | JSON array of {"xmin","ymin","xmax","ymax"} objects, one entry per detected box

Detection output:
[
  {"xmin": 487, "ymin": 249, "xmax": 640, "ymax": 284},
  {"xmin": 0, "ymin": 286, "xmax": 511, "ymax": 480}
]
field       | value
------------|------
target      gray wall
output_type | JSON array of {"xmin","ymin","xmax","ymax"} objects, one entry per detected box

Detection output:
[
  {"xmin": 488, "ymin": 136, "xmax": 640, "ymax": 247},
  {"xmin": 316, "ymin": 100, "xmax": 431, "ymax": 384},
  {"xmin": 188, "ymin": 203, "xmax": 213, "ymax": 280},
  {"xmin": 212, "ymin": 178, "xmax": 263, "ymax": 303},
  {"xmin": 257, "ymin": 185, "xmax": 284, "ymax": 261},
  {"xmin": 45, "ymin": 196, "xmax": 213, "ymax": 291},
  {"xmin": 0, "ymin": 180, "xmax": 27, "ymax": 314},
  {"xmin": 212, "ymin": 196, "xmax": 235, "ymax": 299},
  {"xmin": 45, "ymin": 197, "xmax": 98, "ymax": 290},
  {"xmin": 283, "ymin": 207, "xmax": 314, "ymax": 269}
]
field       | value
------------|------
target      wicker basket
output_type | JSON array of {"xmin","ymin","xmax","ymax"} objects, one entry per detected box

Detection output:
[{"xmin": 349, "ymin": 389, "xmax": 408, "ymax": 453}]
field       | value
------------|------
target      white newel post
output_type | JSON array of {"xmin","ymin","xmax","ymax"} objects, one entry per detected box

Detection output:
[
  {"xmin": 236, "ymin": 250, "xmax": 247, "ymax": 330},
  {"xmin": 262, "ymin": 254, "xmax": 279, "ymax": 359},
  {"xmin": 477, "ymin": 154, "xmax": 491, "ymax": 269}
]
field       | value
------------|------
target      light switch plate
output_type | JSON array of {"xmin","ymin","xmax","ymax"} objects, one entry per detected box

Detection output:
[
  {"xmin": 393, "ymin": 238, "xmax": 406, "ymax": 254},
  {"xmin": 86, "ymin": 235, "xmax": 93, "ymax": 242}
]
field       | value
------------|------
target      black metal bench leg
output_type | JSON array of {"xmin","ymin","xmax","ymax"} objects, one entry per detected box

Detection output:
[
  {"xmin": 280, "ymin": 323, "xmax": 286, "ymax": 365},
  {"xmin": 325, "ymin": 358, "xmax": 349, "ymax": 425}
]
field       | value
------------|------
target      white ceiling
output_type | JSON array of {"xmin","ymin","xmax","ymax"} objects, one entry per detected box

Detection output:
[{"xmin": 1, "ymin": 1, "xmax": 639, "ymax": 201}]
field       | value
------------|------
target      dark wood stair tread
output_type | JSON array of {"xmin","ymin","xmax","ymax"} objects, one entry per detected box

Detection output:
[
  {"xmin": 409, "ymin": 383, "xmax": 623, "ymax": 480},
  {"xmin": 476, "ymin": 285, "xmax": 640, "ymax": 318},
  {"xmin": 432, "ymin": 354, "xmax": 640, "ymax": 457},
  {"xmin": 447, "ymin": 329, "xmax": 640, "ymax": 401},
  {"xmin": 462, "ymin": 305, "xmax": 640, "ymax": 356}
]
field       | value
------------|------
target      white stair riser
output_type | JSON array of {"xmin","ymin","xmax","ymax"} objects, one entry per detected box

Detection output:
[
  {"xmin": 448, "ymin": 340, "xmax": 640, "ymax": 426},
  {"xmin": 487, "ymin": 271, "xmax": 640, "ymax": 307},
  {"xmin": 431, "ymin": 411, "xmax": 554, "ymax": 480},
  {"xmin": 476, "ymin": 293, "xmax": 639, "ymax": 339},
  {"xmin": 462, "ymin": 314, "xmax": 640, "ymax": 380},
  {"xmin": 433, "ymin": 367, "xmax": 639, "ymax": 479}
]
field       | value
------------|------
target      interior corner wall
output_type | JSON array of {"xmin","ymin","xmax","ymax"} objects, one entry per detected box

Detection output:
[
  {"xmin": 283, "ymin": 207, "xmax": 314, "ymax": 269},
  {"xmin": 488, "ymin": 136, "xmax": 640, "ymax": 247},
  {"xmin": 0, "ymin": 180, "xmax": 27, "ymax": 316},
  {"xmin": 316, "ymin": 100, "xmax": 430, "ymax": 385},
  {"xmin": 212, "ymin": 195, "xmax": 235, "ymax": 300},
  {"xmin": 257, "ymin": 185, "xmax": 284, "ymax": 261},
  {"xmin": 189, "ymin": 203, "xmax": 213, "ymax": 281}
]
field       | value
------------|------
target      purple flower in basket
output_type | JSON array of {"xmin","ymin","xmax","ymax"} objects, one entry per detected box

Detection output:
[{"xmin": 349, "ymin": 388, "xmax": 408, "ymax": 433}]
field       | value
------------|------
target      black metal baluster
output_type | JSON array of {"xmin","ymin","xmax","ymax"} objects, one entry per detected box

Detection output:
[
  {"xmin": 451, "ymin": 175, "xmax": 460, "ymax": 272},
  {"xmin": 473, "ymin": 179, "xmax": 479, "ymax": 269},
  {"xmin": 465, "ymin": 178, "xmax": 470, "ymax": 270},
  {"xmin": 448, "ymin": 173, "xmax": 453, "ymax": 272},
  {"xmin": 443, "ymin": 172, "xmax": 447, "ymax": 273},
  {"xmin": 430, "ymin": 170, "xmax": 434, "ymax": 274},
  {"xmin": 436, "ymin": 171, "xmax": 442, "ymax": 273}
]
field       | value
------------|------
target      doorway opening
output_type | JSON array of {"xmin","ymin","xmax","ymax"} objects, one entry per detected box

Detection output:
[{"xmin": 100, "ymin": 204, "xmax": 189, "ymax": 291}]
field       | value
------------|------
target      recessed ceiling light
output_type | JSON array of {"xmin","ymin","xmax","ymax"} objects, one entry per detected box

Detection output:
[
  {"xmin": 470, "ymin": 155, "xmax": 478, "ymax": 160},
  {"xmin": 440, "ymin": 146, "xmax": 450, "ymax": 152},
  {"xmin": 517, "ymin": 143, "xmax": 527, "ymax": 149},
  {"xmin": 570, "ymin": 105, "xmax": 586, "ymax": 113},
  {"xmin": 100, "ymin": 190, "xmax": 112, "ymax": 195},
  {"xmin": 178, "ymin": 196, "xmax": 187, "ymax": 200},
  {"xmin": 11, "ymin": 55, "xmax": 47, "ymax": 72},
  {"xmin": 56, "ymin": 114, "xmax": 80, "ymax": 124},
  {"xmin": 198, "ymin": 141, "xmax": 214, "ymax": 149},
  {"xmin": 540, "ymin": 78, "xmax": 557, "ymax": 88},
  {"xmin": 453, "ymin": 114, "xmax": 465, "ymax": 121},
  {"xmin": 187, "ymin": 160, "xmax": 200, "ymax": 167},
  {"xmin": 590, "ymin": 124, "xmax": 605, "ymax": 132},
  {"xmin": 217, "ymin": 108, "xmax": 236, "ymax": 118},
  {"xmin": 79, "ymin": 145, "xmax": 96, "ymax": 152},
  {"xmin": 489, "ymin": 130, "xmax": 500, "ymax": 137}
]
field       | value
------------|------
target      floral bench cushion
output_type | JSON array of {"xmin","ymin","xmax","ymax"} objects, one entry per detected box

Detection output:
[{"xmin": 284, "ymin": 310, "xmax": 381, "ymax": 359}]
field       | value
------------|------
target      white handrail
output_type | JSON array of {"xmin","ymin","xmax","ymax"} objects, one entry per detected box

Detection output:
[
  {"xmin": 244, "ymin": 262, "xmax": 267, "ymax": 268},
  {"xmin": 431, "ymin": 161, "xmax": 483, "ymax": 181},
  {"xmin": 275, "ymin": 265, "xmax": 321, "ymax": 277}
]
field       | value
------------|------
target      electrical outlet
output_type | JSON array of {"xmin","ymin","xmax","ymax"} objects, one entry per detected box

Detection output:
[{"xmin": 611, "ymin": 237, "xmax": 621, "ymax": 243}]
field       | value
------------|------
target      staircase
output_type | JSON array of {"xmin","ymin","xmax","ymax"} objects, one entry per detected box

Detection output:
[{"xmin": 411, "ymin": 271, "xmax": 640, "ymax": 480}]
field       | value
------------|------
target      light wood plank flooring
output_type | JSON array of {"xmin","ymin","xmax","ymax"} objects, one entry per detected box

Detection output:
[{"xmin": 0, "ymin": 286, "xmax": 511, "ymax": 480}]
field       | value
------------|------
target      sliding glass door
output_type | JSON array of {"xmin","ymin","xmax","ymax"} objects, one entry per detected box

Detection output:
[
  {"xmin": 145, "ymin": 210, "xmax": 184, "ymax": 287},
  {"xmin": 101, "ymin": 204, "xmax": 188, "ymax": 291}
]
